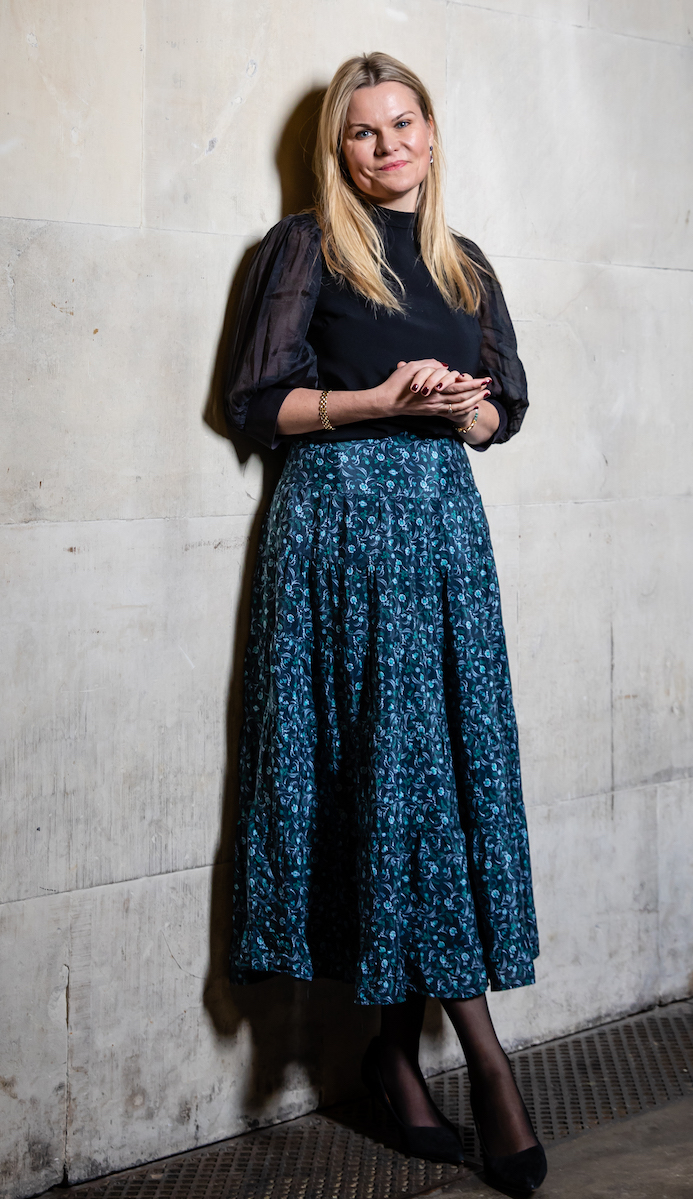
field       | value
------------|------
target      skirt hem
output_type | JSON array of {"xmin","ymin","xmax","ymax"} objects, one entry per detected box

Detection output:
[{"xmin": 228, "ymin": 956, "xmax": 538, "ymax": 1006}]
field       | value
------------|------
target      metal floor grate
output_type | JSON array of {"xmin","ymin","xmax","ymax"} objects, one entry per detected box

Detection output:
[
  {"xmin": 429, "ymin": 998, "xmax": 693, "ymax": 1157},
  {"xmin": 50, "ymin": 1000, "xmax": 693, "ymax": 1199}
]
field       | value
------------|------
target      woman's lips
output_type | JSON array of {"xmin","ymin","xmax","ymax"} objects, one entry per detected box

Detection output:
[{"xmin": 378, "ymin": 160, "xmax": 409, "ymax": 171}]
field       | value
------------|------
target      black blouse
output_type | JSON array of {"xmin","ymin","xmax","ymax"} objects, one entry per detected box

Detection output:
[{"xmin": 224, "ymin": 209, "xmax": 528, "ymax": 451}]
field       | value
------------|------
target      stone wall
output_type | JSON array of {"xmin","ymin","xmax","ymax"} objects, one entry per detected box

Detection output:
[{"xmin": 1, "ymin": 2, "xmax": 691, "ymax": 1196}]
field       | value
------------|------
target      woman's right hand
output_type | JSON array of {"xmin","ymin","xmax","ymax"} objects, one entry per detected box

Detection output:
[{"xmin": 375, "ymin": 359, "xmax": 491, "ymax": 425}]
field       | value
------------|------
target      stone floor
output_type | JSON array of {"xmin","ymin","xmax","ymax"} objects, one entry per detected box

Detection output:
[{"xmin": 429, "ymin": 1096, "xmax": 693, "ymax": 1199}]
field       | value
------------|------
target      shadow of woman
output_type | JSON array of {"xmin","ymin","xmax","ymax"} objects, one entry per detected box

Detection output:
[{"xmin": 201, "ymin": 87, "xmax": 380, "ymax": 1123}]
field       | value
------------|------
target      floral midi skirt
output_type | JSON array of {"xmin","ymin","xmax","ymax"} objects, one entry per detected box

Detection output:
[{"xmin": 228, "ymin": 433, "xmax": 539, "ymax": 1005}]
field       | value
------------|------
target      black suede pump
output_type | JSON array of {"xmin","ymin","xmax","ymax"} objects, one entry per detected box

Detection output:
[
  {"xmin": 469, "ymin": 1087, "xmax": 548, "ymax": 1196},
  {"xmin": 361, "ymin": 1037, "xmax": 465, "ymax": 1165}
]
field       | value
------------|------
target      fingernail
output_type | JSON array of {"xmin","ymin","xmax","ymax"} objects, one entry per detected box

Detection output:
[
  {"xmin": 411, "ymin": 384, "xmax": 419, "ymax": 392},
  {"xmin": 421, "ymin": 387, "xmax": 430, "ymax": 396},
  {"xmin": 435, "ymin": 383, "xmax": 443, "ymax": 390},
  {"xmin": 484, "ymin": 390, "xmax": 490, "ymax": 398},
  {"xmin": 442, "ymin": 363, "xmax": 449, "ymax": 369}
]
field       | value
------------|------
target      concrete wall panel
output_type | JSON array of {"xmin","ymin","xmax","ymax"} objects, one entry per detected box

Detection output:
[
  {"xmin": 589, "ymin": 1, "xmax": 693, "ymax": 45},
  {"xmin": 0, "ymin": 895, "xmax": 70, "ymax": 1199},
  {"xmin": 0, "ymin": 1, "xmax": 143, "ymax": 227},
  {"xmin": 143, "ymin": 0, "xmax": 448, "ymax": 237},
  {"xmin": 611, "ymin": 496, "xmax": 692, "ymax": 792},
  {"xmin": 0, "ymin": 219, "xmax": 259, "ymax": 526},
  {"xmin": 488, "ymin": 785, "xmax": 660, "ymax": 1049},
  {"xmin": 446, "ymin": 6, "xmax": 693, "ymax": 269},
  {"xmin": 1, "ymin": 515, "xmax": 248, "ymax": 904},
  {"xmin": 657, "ymin": 777, "xmax": 693, "ymax": 1003},
  {"xmin": 64, "ymin": 868, "xmax": 240, "ymax": 1182},
  {"xmin": 448, "ymin": 0, "xmax": 590, "ymax": 21},
  {"xmin": 470, "ymin": 258, "xmax": 693, "ymax": 509},
  {"xmin": 515, "ymin": 500, "xmax": 613, "ymax": 807},
  {"xmin": 514, "ymin": 494, "xmax": 693, "ymax": 808},
  {"xmin": 63, "ymin": 869, "xmax": 378, "ymax": 1183}
]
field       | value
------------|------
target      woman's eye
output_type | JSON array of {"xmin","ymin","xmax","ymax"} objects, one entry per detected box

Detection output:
[
  {"xmin": 355, "ymin": 129, "xmax": 373, "ymax": 139},
  {"xmin": 395, "ymin": 120, "xmax": 411, "ymax": 128}
]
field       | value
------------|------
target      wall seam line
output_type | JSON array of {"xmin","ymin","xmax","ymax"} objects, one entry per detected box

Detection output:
[
  {"xmin": 0, "ymin": 861, "xmax": 224, "ymax": 908},
  {"xmin": 1, "ymin": 215, "xmax": 691, "ymax": 274},
  {"xmin": 655, "ymin": 784, "xmax": 663, "ymax": 1003},
  {"xmin": 139, "ymin": 0, "xmax": 147, "ymax": 230},
  {"xmin": 2, "ymin": 494, "xmax": 691, "ymax": 531},
  {"xmin": 61, "ymin": 962, "xmax": 70, "ymax": 1188},
  {"xmin": 446, "ymin": 1, "xmax": 693, "ymax": 48},
  {"xmin": 3, "ymin": 771, "xmax": 691, "ymax": 908}
]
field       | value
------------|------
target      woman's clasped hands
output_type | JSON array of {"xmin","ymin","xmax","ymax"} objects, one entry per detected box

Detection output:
[{"xmin": 377, "ymin": 359, "xmax": 492, "ymax": 426}]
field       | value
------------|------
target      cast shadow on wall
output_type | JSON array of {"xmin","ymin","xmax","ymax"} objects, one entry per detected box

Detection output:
[{"xmin": 202, "ymin": 88, "xmax": 396, "ymax": 1118}]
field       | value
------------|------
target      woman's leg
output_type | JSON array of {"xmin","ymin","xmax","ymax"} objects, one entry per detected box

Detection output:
[
  {"xmin": 441, "ymin": 994, "xmax": 537, "ymax": 1156},
  {"xmin": 378, "ymin": 995, "xmax": 444, "ymax": 1127}
]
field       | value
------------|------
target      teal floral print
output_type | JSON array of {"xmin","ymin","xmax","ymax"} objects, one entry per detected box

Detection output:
[{"xmin": 229, "ymin": 434, "xmax": 539, "ymax": 1005}]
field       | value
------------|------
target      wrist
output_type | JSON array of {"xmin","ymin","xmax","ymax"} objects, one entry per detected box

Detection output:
[
  {"xmin": 460, "ymin": 399, "xmax": 499, "ymax": 444},
  {"xmin": 456, "ymin": 406, "xmax": 480, "ymax": 436},
  {"xmin": 365, "ymin": 385, "xmax": 389, "ymax": 419},
  {"xmin": 478, "ymin": 397, "xmax": 500, "ymax": 438},
  {"xmin": 323, "ymin": 387, "xmax": 382, "ymax": 426}
]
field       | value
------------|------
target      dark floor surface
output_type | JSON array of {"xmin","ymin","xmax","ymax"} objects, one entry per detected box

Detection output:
[
  {"xmin": 41, "ymin": 1001, "xmax": 693, "ymax": 1199},
  {"xmin": 429, "ymin": 1095, "xmax": 693, "ymax": 1198}
]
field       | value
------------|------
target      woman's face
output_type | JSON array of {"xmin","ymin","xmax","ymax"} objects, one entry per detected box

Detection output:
[{"xmin": 341, "ymin": 81, "xmax": 433, "ymax": 212}]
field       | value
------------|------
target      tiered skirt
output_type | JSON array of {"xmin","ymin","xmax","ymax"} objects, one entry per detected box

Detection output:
[{"xmin": 229, "ymin": 433, "xmax": 539, "ymax": 1004}]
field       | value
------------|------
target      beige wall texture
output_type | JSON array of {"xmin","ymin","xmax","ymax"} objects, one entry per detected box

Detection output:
[{"xmin": 2, "ymin": 2, "xmax": 692, "ymax": 1196}]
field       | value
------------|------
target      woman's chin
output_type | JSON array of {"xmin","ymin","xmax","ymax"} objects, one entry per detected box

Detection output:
[{"xmin": 366, "ymin": 179, "xmax": 421, "ymax": 206}]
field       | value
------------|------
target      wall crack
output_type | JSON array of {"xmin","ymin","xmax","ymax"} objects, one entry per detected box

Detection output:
[{"xmin": 62, "ymin": 963, "xmax": 70, "ymax": 1187}]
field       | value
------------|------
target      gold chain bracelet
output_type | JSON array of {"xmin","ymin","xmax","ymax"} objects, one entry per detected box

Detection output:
[
  {"xmin": 457, "ymin": 407, "xmax": 479, "ymax": 435},
  {"xmin": 319, "ymin": 389, "xmax": 334, "ymax": 431}
]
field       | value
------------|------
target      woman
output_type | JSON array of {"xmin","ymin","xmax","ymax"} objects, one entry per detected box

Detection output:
[{"xmin": 224, "ymin": 52, "xmax": 546, "ymax": 1196}]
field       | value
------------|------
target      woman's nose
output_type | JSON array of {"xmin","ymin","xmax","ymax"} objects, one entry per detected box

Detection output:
[{"xmin": 375, "ymin": 133, "xmax": 395, "ymax": 156}]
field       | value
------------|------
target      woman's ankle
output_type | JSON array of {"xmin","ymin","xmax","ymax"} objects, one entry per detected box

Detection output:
[
  {"xmin": 469, "ymin": 1070, "xmax": 538, "ymax": 1155},
  {"xmin": 376, "ymin": 1040, "xmax": 442, "ymax": 1128}
]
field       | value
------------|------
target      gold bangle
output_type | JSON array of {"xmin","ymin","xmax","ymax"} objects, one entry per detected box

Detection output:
[
  {"xmin": 318, "ymin": 389, "xmax": 334, "ymax": 431},
  {"xmin": 457, "ymin": 407, "xmax": 479, "ymax": 435}
]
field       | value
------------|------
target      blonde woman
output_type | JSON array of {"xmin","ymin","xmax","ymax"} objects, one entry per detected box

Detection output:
[{"xmin": 225, "ymin": 53, "xmax": 546, "ymax": 1195}]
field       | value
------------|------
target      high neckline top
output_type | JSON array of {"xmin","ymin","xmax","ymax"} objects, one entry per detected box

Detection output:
[
  {"xmin": 224, "ymin": 212, "xmax": 528, "ymax": 452},
  {"xmin": 301, "ymin": 203, "xmax": 505, "ymax": 445},
  {"xmin": 372, "ymin": 203, "xmax": 418, "ymax": 228}
]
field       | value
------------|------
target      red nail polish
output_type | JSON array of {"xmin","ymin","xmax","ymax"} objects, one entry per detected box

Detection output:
[
  {"xmin": 421, "ymin": 387, "xmax": 430, "ymax": 396},
  {"xmin": 411, "ymin": 384, "xmax": 419, "ymax": 392},
  {"xmin": 442, "ymin": 363, "xmax": 449, "ymax": 369},
  {"xmin": 435, "ymin": 383, "xmax": 443, "ymax": 390}
]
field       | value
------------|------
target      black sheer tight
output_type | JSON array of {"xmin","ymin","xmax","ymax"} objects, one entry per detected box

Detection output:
[
  {"xmin": 378, "ymin": 994, "xmax": 537, "ymax": 1154},
  {"xmin": 378, "ymin": 995, "xmax": 442, "ymax": 1127},
  {"xmin": 441, "ymin": 995, "xmax": 538, "ymax": 1156}
]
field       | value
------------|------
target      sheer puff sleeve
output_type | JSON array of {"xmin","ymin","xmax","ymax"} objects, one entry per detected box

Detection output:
[
  {"xmin": 224, "ymin": 213, "xmax": 324, "ymax": 449},
  {"xmin": 457, "ymin": 236, "xmax": 529, "ymax": 443}
]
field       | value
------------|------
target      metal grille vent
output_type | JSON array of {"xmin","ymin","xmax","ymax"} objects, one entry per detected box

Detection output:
[
  {"xmin": 48, "ymin": 1000, "xmax": 693, "ymax": 1199},
  {"xmin": 64, "ymin": 1123, "xmax": 462, "ymax": 1199},
  {"xmin": 429, "ymin": 999, "xmax": 693, "ymax": 1149}
]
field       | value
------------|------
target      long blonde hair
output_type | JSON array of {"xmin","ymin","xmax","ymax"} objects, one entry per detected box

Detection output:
[{"xmin": 314, "ymin": 52, "xmax": 484, "ymax": 314}]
